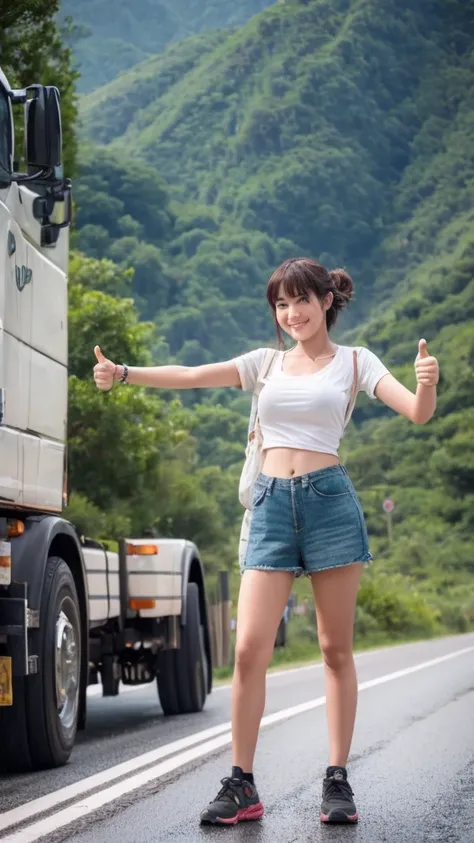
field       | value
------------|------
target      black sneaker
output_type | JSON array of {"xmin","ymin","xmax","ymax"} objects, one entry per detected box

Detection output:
[
  {"xmin": 200, "ymin": 775, "xmax": 264, "ymax": 825},
  {"xmin": 320, "ymin": 766, "xmax": 358, "ymax": 823}
]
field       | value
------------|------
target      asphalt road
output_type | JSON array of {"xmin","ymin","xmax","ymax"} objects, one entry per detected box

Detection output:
[{"xmin": 1, "ymin": 633, "xmax": 474, "ymax": 843}]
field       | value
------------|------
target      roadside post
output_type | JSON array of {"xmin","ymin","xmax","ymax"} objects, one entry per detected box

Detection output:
[{"xmin": 383, "ymin": 498, "xmax": 395, "ymax": 544}]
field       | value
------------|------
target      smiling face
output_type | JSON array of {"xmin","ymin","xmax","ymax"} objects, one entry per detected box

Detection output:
[
  {"xmin": 266, "ymin": 258, "xmax": 336, "ymax": 346},
  {"xmin": 275, "ymin": 286, "xmax": 332, "ymax": 343}
]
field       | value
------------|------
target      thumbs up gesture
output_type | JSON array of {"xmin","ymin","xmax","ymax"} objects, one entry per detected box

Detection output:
[
  {"xmin": 414, "ymin": 339, "xmax": 439, "ymax": 387},
  {"xmin": 93, "ymin": 346, "xmax": 116, "ymax": 391}
]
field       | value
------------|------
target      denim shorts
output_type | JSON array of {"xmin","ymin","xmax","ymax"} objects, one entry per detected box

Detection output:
[{"xmin": 243, "ymin": 465, "xmax": 372, "ymax": 577}]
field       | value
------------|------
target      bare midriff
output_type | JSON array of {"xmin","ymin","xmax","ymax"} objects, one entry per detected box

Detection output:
[{"xmin": 261, "ymin": 447, "xmax": 339, "ymax": 479}]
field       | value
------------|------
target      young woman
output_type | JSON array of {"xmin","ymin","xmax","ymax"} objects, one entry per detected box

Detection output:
[{"xmin": 93, "ymin": 258, "xmax": 439, "ymax": 826}]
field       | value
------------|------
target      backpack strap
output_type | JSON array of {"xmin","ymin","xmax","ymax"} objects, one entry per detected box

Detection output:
[
  {"xmin": 247, "ymin": 349, "xmax": 281, "ymax": 441},
  {"xmin": 256, "ymin": 348, "xmax": 281, "ymax": 388},
  {"xmin": 343, "ymin": 349, "xmax": 359, "ymax": 428}
]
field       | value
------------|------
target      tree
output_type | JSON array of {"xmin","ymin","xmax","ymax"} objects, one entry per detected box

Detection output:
[
  {"xmin": 68, "ymin": 255, "xmax": 155, "ymax": 380},
  {"xmin": 67, "ymin": 251, "xmax": 242, "ymax": 565},
  {"xmin": 1, "ymin": 0, "xmax": 79, "ymax": 176}
]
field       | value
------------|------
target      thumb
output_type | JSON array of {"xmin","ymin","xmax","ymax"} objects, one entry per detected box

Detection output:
[
  {"xmin": 94, "ymin": 345, "xmax": 107, "ymax": 364},
  {"xmin": 418, "ymin": 338, "xmax": 429, "ymax": 359}
]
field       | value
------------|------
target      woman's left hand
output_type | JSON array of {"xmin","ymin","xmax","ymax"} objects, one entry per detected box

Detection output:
[{"xmin": 415, "ymin": 339, "xmax": 439, "ymax": 387}]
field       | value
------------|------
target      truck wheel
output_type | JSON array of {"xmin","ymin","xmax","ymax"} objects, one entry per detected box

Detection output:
[
  {"xmin": 156, "ymin": 648, "xmax": 180, "ymax": 716},
  {"xmin": 157, "ymin": 583, "xmax": 206, "ymax": 716},
  {"xmin": 200, "ymin": 624, "xmax": 209, "ymax": 694},
  {"xmin": 26, "ymin": 557, "xmax": 81, "ymax": 769},
  {"xmin": 0, "ymin": 557, "xmax": 81, "ymax": 772},
  {"xmin": 174, "ymin": 582, "xmax": 206, "ymax": 714}
]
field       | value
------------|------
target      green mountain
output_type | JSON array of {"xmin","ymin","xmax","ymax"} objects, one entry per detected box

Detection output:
[
  {"xmin": 72, "ymin": 0, "xmax": 474, "ymax": 630},
  {"xmin": 77, "ymin": 0, "xmax": 474, "ymax": 354},
  {"xmin": 60, "ymin": 0, "xmax": 275, "ymax": 92}
]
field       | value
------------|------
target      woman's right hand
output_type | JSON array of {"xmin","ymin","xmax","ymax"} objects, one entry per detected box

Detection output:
[{"xmin": 93, "ymin": 346, "xmax": 116, "ymax": 391}]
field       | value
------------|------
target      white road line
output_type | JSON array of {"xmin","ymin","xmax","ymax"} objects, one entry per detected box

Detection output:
[
  {"xmin": 3, "ymin": 653, "xmax": 374, "ymax": 830},
  {"xmin": 1, "ymin": 645, "xmax": 473, "ymax": 843},
  {"xmin": 0, "ymin": 722, "xmax": 233, "ymax": 833}
]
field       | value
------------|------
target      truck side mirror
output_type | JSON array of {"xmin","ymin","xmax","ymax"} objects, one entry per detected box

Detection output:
[
  {"xmin": 25, "ymin": 85, "xmax": 62, "ymax": 172},
  {"xmin": 33, "ymin": 178, "xmax": 72, "ymax": 247}
]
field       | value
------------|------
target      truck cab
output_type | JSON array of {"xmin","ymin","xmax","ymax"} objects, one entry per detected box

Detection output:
[
  {"xmin": 0, "ymin": 72, "xmax": 69, "ymax": 513},
  {"xmin": 0, "ymin": 68, "xmax": 212, "ymax": 774}
]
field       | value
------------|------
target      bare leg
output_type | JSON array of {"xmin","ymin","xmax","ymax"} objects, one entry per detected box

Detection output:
[
  {"xmin": 232, "ymin": 569, "xmax": 294, "ymax": 772},
  {"xmin": 311, "ymin": 563, "xmax": 363, "ymax": 767}
]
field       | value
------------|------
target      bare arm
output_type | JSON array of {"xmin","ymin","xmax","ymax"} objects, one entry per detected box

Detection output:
[
  {"xmin": 93, "ymin": 346, "xmax": 242, "ymax": 391},
  {"xmin": 375, "ymin": 375, "xmax": 436, "ymax": 424},
  {"xmin": 374, "ymin": 339, "xmax": 439, "ymax": 424},
  {"xmin": 117, "ymin": 360, "xmax": 241, "ymax": 389}
]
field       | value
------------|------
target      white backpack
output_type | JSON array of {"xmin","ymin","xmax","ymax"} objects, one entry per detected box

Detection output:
[{"xmin": 238, "ymin": 348, "xmax": 359, "ymax": 571}]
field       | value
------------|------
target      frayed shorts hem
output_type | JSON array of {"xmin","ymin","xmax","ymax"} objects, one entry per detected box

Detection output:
[{"xmin": 241, "ymin": 552, "xmax": 373, "ymax": 577}]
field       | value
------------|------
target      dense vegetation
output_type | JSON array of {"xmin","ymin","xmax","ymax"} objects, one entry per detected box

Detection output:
[
  {"xmin": 7, "ymin": 0, "xmax": 474, "ymax": 643},
  {"xmin": 1, "ymin": 0, "xmax": 78, "ymax": 175},
  {"xmin": 59, "ymin": 0, "xmax": 274, "ymax": 92},
  {"xmin": 66, "ymin": 255, "xmax": 245, "ymax": 582},
  {"xmin": 72, "ymin": 0, "xmax": 474, "ymax": 636},
  {"xmin": 77, "ymin": 0, "xmax": 474, "ymax": 355}
]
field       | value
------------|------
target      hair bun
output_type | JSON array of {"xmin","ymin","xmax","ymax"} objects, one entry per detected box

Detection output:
[{"xmin": 329, "ymin": 268, "xmax": 354, "ymax": 307}]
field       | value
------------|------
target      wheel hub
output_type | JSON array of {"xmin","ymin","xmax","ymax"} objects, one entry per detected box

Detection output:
[{"xmin": 55, "ymin": 607, "xmax": 79, "ymax": 731}]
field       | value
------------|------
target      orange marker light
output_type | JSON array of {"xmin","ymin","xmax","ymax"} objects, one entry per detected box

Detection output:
[
  {"xmin": 126, "ymin": 543, "xmax": 158, "ymax": 556},
  {"xmin": 8, "ymin": 521, "xmax": 24, "ymax": 538},
  {"xmin": 129, "ymin": 599, "xmax": 156, "ymax": 611}
]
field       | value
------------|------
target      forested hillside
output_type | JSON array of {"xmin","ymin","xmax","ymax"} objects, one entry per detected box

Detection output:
[
  {"xmin": 69, "ymin": 0, "xmax": 474, "ymax": 633},
  {"xmin": 6, "ymin": 0, "xmax": 472, "ymax": 637},
  {"xmin": 77, "ymin": 0, "xmax": 474, "ymax": 360},
  {"xmin": 59, "ymin": 0, "xmax": 274, "ymax": 92}
]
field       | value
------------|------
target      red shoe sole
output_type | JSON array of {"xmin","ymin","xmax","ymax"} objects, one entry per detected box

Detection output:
[
  {"xmin": 320, "ymin": 810, "xmax": 358, "ymax": 823},
  {"xmin": 202, "ymin": 802, "xmax": 265, "ymax": 825}
]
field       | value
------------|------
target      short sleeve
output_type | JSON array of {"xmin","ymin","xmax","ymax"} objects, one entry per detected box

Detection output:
[
  {"xmin": 357, "ymin": 347, "xmax": 390, "ymax": 399},
  {"xmin": 233, "ymin": 348, "xmax": 268, "ymax": 392}
]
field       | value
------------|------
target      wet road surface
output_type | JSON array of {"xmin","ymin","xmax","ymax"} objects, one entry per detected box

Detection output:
[{"xmin": 1, "ymin": 634, "xmax": 473, "ymax": 843}]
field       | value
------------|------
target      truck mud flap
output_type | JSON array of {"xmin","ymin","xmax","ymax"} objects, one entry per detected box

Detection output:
[{"xmin": 0, "ymin": 585, "xmax": 28, "ymax": 677}]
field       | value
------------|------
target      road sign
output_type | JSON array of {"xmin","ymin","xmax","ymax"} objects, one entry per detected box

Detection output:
[{"xmin": 383, "ymin": 499, "xmax": 395, "ymax": 514}]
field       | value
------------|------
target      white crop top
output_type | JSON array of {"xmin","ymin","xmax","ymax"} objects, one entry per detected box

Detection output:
[{"xmin": 233, "ymin": 345, "xmax": 390, "ymax": 456}]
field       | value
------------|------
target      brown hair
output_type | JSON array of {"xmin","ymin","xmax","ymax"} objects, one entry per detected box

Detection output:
[{"xmin": 266, "ymin": 257, "xmax": 354, "ymax": 344}]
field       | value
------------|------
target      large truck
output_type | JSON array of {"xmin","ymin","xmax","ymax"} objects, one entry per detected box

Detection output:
[{"xmin": 0, "ymin": 69, "xmax": 212, "ymax": 773}]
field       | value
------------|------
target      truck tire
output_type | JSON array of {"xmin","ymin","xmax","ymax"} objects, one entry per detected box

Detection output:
[
  {"xmin": 0, "ymin": 557, "xmax": 81, "ymax": 772},
  {"xmin": 156, "ymin": 648, "xmax": 180, "ymax": 716},
  {"xmin": 175, "ymin": 583, "xmax": 206, "ymax": 714},
  {"xmin": 157, "ymin": 583, "xmax": 206, "ymax": 716},
  {"xmin": 28, "ymin": 557, "xmax": 81, "ymax": 769},
  {"xmin": 200, "ymin": 624, "xmax": 209, "ymax": 696}
]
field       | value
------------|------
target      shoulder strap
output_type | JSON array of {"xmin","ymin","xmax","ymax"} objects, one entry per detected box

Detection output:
[
  {"xmin": 343, "ymin": 349, "xmax": 359, "ymax": 428},
  {"xmin": 256, "ymin": 348, "xmax": 280, "ymax": 386},
  {"xmin": 247, "ymin": 349, "xmax": 280, "ymax": 440}
]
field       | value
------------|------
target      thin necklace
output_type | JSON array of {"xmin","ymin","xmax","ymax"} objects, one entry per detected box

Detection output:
[
  {"xmin": 310, "ymin": 351, "xmax": 337, "ymax": 361},
  {"xmin": 287, "ymin": 346, "xmax": 338, "ymax": 362}
]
